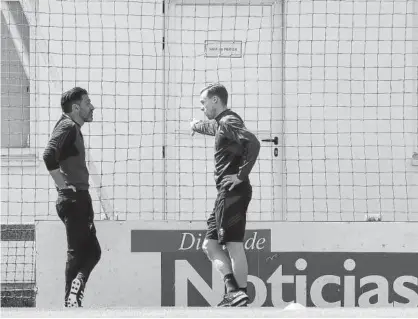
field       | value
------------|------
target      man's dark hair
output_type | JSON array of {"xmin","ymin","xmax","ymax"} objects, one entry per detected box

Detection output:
[
  {"xmin": 61, "ymin": 87, "xmax": 88, "ymax": 113},
  {"xmin": 200, "ymin": 83, "xmax": 228, "ymax": 106}
]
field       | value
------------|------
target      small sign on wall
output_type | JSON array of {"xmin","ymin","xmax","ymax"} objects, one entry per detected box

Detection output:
[{"xmin": 205, "ymin": 40, "xmax": 242, "ymax": 58}]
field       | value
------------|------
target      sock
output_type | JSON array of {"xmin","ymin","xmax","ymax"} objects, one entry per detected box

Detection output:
[
  {"xmin": 239, "ymin": 287, "xmax": 247, "ymax": 294},
  {"xmin": 224, "ymin": 274, "xmax": 239, "ymax": 293}
]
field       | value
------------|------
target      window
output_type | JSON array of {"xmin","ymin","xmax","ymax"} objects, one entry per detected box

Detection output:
[{"xmin": 1, "ymin": 1, "xmax": 30, "ymax": 149}]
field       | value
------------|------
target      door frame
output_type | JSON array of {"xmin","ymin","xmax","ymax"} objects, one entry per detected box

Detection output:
[{"xmin": 162, "ymin": 0, "xmax": 287, "ymax": 220}]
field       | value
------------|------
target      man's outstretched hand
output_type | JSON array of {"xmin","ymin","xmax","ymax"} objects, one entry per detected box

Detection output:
[{"xmin": 190, "ymin": 118, "xmax": 200, "ymax": 136}]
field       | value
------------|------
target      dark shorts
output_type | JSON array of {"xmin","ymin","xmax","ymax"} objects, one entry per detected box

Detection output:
[{"xmin": 206, "ymin": 182, "xmax": 252, "ymax": 245}]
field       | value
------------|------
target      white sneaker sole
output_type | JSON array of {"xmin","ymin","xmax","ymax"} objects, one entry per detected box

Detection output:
[
  {"xmin": 235, "ymin": 298, "xmax": 249, "ymax": 307},
  {"xmin": 231, "ymin": 294, "xmax": 249, "ymax": 307}
]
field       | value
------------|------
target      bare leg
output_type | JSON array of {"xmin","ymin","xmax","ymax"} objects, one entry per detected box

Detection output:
[
  {"xmin": 226, "ymin": 242, "xmax": 248, "ymax": 289},
  {"xmin": 202, "ymin": 239, "xmax": 233, "ymax": 276}
]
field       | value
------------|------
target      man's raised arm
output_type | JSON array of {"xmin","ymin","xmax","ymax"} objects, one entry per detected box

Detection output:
[{"xmin": 191, "ymin": 119, "xmax": 218, "ymax": 136}]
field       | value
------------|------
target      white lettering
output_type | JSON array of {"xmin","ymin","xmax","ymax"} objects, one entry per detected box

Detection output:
[
  {"xmin": 358, "ymin": 276, "xmax": 390, "ymax": 307},
  {"xmin": 248, "ymin": 275, "xmax": 267, "ymax": 307},
  {"xmin": 256, "ymin": 238, "xmax": 266, "ymax": 250},
  {"xmin": 195, "ymin": 233, "xmax": 203, "ymax": 250},
  {"xmin": 296, "ymin": 275, "xmax": 307, "ymax": 306},
  {"xmin": 174, "ymin": 260, "xmax": 223, "ymax": 306},
  {"xmin": 178, "ymin": 232, "xmax": 195, "ymax": 250},
  {"xmin": 310, "ymin": 275, "xmax": 341, "ymax": 307},
  {"xmin": 393, "ymin": 276, "xmax": 418, "ymax": 307},
  {"xmin": 244, "ymin": 232, "xmax": 266, "ymax": 251},
  {"xmin": 343, "ymin": 258, "xmax": 356, "ymax": 307},
  {"xmin": 179, "ymin": 232, "xmax": 266, "ymax": 251},
  {"xmin": 267, "ymin": 265, "xmax": 294, "ymax": 307},
  {"xmin": 245, "ymin": 232, "xmax": 257, "ymax": 250},
  {"xmin": 172, "ymin": 257, "xmax": 417, "ymax": 308},
  {"xmin": 295, "ymin": 258, "xmax": 307, "ymax": 306}
]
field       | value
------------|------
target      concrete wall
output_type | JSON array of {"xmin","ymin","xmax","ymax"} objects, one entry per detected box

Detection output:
[{"xmin": 36, "ymin": 221, "xmax": 418, "ymax": 308}]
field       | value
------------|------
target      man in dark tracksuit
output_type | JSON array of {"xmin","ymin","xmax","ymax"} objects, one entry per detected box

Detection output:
[
  {"xmin": 191, "ymin": 83, "xmax": 260, "ymax": 307},
  {"xmin": 43, "ymin": 87, "xmax": 101, "ymax": 307}
]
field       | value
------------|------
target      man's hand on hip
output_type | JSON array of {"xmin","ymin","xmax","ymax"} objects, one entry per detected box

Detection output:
[{"xmin": 222, "ymin": 174, "xmax": 243, "ymax": 191}]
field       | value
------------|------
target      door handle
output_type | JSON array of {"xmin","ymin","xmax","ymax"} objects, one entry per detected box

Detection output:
[{"xmin": 261, "ymin": 136, "xmax": 278, "ymax": 145}]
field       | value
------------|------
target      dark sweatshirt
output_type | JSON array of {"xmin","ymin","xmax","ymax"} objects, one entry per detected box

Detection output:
[
  {"xmin": 193, "ymin": 109, "xmax": 260, "ymax": 189},
  {"xmin": 43, "ymin": 114, "xmax": 89, "ymax": 190}
]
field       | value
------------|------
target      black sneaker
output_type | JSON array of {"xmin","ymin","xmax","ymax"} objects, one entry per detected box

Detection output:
[{"xmin": 217, "ymin": 290, "xmax": 249, "ymax": 307}]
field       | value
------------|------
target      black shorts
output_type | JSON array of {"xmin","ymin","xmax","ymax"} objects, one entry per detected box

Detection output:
[{"xmin": 206, "ymin": 182, "xmax": 252, "ymax": 245}]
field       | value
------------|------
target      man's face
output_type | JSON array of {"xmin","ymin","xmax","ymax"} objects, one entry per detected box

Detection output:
[
  {"xmin": 75, "ymin": 94, "xmax": 95, "ymax": 122},
  {"xmin": 200, "ymin": 90, "xmax": 217, "ymax": 120}
]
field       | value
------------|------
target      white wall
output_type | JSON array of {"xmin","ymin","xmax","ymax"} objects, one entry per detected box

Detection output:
[
  {"xmin": 36, "ymin": 221, "xmax": 418, "ymax": 308},
  {"xmin": 1, "ymin": 0, "xmax": 417, "ymax": 223},
  {"xmin": 1, "ymin": 2, "xmax": 30, "ymax": 148}
]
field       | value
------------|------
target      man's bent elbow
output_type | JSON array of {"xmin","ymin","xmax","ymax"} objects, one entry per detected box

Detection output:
[{"xmin": 43, "ymin": 151, "xmax": 59, "ymax": 171}]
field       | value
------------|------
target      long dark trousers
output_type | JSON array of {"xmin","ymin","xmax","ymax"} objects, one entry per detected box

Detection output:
[{"xmin": 56, "ymin": 190, "xmax": 101, "ymax": 301}]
